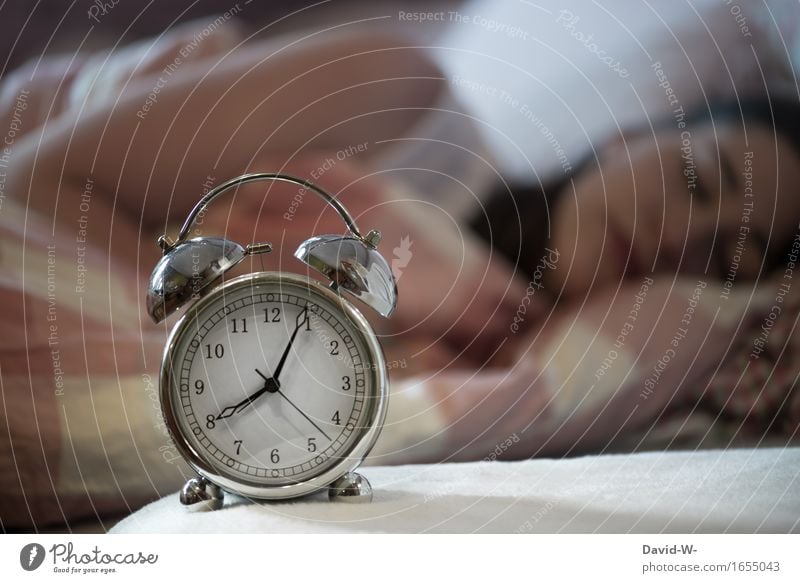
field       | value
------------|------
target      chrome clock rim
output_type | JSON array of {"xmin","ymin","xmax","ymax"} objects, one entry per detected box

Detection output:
[{"xmin": 159, "ymin": 271, "xmax": 388, "ymax": 500}]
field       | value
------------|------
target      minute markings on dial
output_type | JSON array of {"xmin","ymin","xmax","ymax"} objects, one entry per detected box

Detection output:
[{"xmin": 179, "ymin": 290, "xmax": 367, "ymax": 479}]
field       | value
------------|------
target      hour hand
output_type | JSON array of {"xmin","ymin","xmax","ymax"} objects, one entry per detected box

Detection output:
[
  {"xmin": 216, "ymin": 404, "xmax": 239, "ymax": 420},
  {"xmin": 215, "ymin": 369, "xmax": 279, "ymax": 420},
  {"xmin": 216, "ymin": 393, "xmax": 258, "ymax": 421}
]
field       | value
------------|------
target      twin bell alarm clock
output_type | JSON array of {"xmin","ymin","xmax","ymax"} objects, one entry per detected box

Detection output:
[{"xmin": 146, "ymin": 173, "xmax": 397, "ymax": 509}]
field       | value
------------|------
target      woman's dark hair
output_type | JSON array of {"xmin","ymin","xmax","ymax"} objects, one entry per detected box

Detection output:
[
  {"xmin": 470, "ymin": 95, "xmax": 800, "ymax": 281},
  {"xmin": 699, "ymin": 96, "xmax": 800, "ymax": 271},
  {"xmin": 692, "ymin": 96, "xmax": 800, "ymax": 160},
  {"xmin": 468, "ymin": 174, "xmax": 564, "ymax": 281}
]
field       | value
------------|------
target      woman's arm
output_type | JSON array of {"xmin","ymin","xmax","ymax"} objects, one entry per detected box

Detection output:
[{"xmin": 369, "ymin": 276, "xmax": 772, "ymax": 464}]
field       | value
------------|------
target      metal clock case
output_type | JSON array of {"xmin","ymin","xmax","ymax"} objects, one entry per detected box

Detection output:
[{"xmin": 146, "ymin": 173, "xmax": 398, "ymax": 509}]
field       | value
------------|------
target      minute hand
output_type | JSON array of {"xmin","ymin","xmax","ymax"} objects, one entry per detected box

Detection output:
[
  {"xmin": 276, "ymin": 389, "xmax": 331, "ymax": 441},
  {"xmin": 272, "ymin": 307, "xmax": 308, "ymax": 381}
]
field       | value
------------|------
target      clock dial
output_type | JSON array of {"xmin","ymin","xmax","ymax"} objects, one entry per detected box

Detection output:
[{"xmin": 167, "ymin": 277, "xmax": 378, "ymax": 487}]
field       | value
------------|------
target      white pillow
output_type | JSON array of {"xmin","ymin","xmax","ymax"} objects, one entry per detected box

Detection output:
[{"xmin": 431, "ymin": 0, "xmax": 798, "ymax": 184}]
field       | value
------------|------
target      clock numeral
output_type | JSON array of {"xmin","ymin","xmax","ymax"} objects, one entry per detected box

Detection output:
[
  {"xmin": 307, "ymin": 437, "xmax": 317, "ymax": 453},
  {"xmin": 204, "ymin": 343, "xmax": 224, "ymax": 359},
  {"xmin": 234, "ymin": 439, "xmax": 243, "ymax": 456},
  {"xmin": 329, "ymin": 340, "xmax": 340, "ymax": 356},
  {"xmin": 194, "ymin": 379, "xmax": 205, "ymax": 395},
  {"xmin": 263, "ymin": 307, "xmax": 281, "ymax": 323},
  {"xmin": 331, "ymin": 410, "xmax": 341, "ymax": 425},
  {"xmin": 230, "ymin": 318, "xmax": 248, "ymax": 333},
  {"xmin": 270, "ymin": 448, "xmax": 280, "ymax": 464},
  {"xmin": 206, "ymin": 415, "xmax": 216, "ymax": 430},
  {"xmin": 342, "ymin": 376, "xmax": 351, "ymax": 391}
]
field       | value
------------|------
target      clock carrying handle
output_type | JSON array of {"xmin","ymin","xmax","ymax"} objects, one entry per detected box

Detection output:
[{"xmin": 158, "ymin": 172, "xmax": 373, "ymax": 252}]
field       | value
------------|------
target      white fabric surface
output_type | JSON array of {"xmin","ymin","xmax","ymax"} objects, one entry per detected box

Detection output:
[
  {"xmin": 111, "ymin": 448, "xmax": 799, "ymax": 533},
  {"xmin": 371, "ymin": 0, "xmax": 800, "ymax": 221},
  {"xmin": 435, "ymin": 0, "xmax": 799, "ymax": 184}
]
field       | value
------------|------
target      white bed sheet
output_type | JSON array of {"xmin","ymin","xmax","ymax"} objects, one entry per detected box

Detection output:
[{"xmin": 111, "ymin": 448, "xmax": 799, "ymax": 534}]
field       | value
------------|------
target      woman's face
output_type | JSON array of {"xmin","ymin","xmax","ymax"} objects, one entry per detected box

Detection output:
[{"xmin": 549, "ymin": 120, "xmax": 800, "ymax": 296}]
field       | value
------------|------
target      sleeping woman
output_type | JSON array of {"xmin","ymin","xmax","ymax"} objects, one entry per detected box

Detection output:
[
  {"xmin": 374, "ymin": 96, "xmax": 800, "ymax": 464},
  {"xmin": 1, "ymin": 24, "xmax": 798, "ymax": 528}
]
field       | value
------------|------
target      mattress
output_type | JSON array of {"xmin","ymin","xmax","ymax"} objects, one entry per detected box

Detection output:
[{"xmin": 110, "ymin": 447, "xmax": 799, "ymax": 533}]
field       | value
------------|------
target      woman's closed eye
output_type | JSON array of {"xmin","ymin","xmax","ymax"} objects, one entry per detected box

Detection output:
[
  {"xmin": 691, "ymin": 169, "xmax": 713, "ymax": 205},
  {"xmin": 712, "ymin": 228, "xmax": 769, "ymax": 280},
  {"xmin": 712, "ymin": 232, "xmax": 730, "ymax": 278}
]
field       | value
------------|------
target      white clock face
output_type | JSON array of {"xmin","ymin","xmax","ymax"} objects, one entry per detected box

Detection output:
[{"xmin": 166, "ymin": 275, "xmax": 381, "ymax": 487}]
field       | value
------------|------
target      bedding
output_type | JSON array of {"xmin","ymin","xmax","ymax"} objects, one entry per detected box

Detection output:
[
  {"xmin": 0, "ymin": 200, "xmax": 190, "ymax": 529},
  {"xmin": 366, "ymin": 272, "xmax": 800, "ymax": 467},
  {"xmin": 3, "ymin": 2, "xmax": 800, "ymax": 532},
  {"xmin": 5, "ymin": 189, "xmax": 796, "ymax": 531},
  {"xmin": 430, "ymin": 0, "xmax": 800, "ymax": 186},
  {"xmin": 110, "ymin": 447, "xmax": 800, "ymax": 533}
]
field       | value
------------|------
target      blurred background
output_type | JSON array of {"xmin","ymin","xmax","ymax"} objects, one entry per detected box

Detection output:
[{"xmin": 2, "ymin": 0, "xmax": 800, "ymax": 533}]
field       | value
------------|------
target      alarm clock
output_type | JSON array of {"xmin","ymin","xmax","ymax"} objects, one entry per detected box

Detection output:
[{"xmin": 146, "ymin": 173, "xmax": 397, "ymax": 508}]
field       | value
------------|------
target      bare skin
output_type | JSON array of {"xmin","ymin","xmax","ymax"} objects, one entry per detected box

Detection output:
[{"xmin": 549, "ymin": 124, "xmax": 800, "ymax": 297}]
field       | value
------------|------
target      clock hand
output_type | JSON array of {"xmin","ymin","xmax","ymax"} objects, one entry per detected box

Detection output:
[
  {"xmin": 216, "ymin": 307, "xmax": 309, "ymax": 420},
  {"xmin": 272, "ymin": 306, "xmax": 308, "ymax": 382},
  {"xmin": 253, "ymin": 367, "xmax": 271, "ymax": 384},
  {"xmin": 216, "ymin": 368, "xmax": 279, "ymax": 420},
  {"xmin": 276, "ymin": 389, "xmax": 332, "ymax": 441},
  {"xmin": 216, "ymin": 372, "xmax": 332, "ymax": 443}
]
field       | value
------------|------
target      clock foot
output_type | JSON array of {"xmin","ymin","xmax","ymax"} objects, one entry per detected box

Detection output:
[
  {"xmin": 179, "ymin": 476, "xmax": 224, "ymax": 510},
  {"xmin": 329, "ymin": 472, "xmax": 373, "ymax": 503}
]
